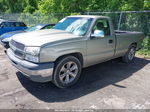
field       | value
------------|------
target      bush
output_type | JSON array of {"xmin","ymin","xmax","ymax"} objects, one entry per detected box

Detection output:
[{"xmin": 137, "ymin": 36, "xmax": 150, "ymax": 58}]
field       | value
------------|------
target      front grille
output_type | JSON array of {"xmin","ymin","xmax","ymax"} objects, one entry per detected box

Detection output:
[
  {"xmin": 10, "ymin": 39, "xmax": 25, "ymax": 51},
  {"xmin": 10, "ymin": 40, "xmax": 25, "ymax": 59}
]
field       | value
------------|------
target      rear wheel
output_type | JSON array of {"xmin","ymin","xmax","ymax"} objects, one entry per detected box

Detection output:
[
  {"xmin": 122, "ymin": 45, "xmax": 136, "ymax": 63},
  {"xmin": 53, "ymin": 56, "xmax": 82, "ymax": 88}
]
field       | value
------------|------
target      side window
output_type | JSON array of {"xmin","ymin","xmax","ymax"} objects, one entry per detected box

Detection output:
[
  {"xmin": 2, "ymin": 22, "xmax": 13, "ymax": 27},
  {"xmin": 19, "ymin": 22, "xmax": 26, "ymax": 27},
  {"xmin": 15, "ymin": 22, "xmax": 23, "ymax": 27},
  {"xmin": 42, "ymin": 25, "xmax": 53, "ymax": 29},
  {"xmin": 15, "ymin": 22, "xmax": 19, "ymax": 27},
  {"xmin": 2, "ymin": 22, "xmax": 8, "ymax": 27},
  {"xmin": 9, "ymin": 22, "xmax": 16, "ymax": 27},
  {"xmin": 1, "ymin": 22, "xmax": 5, "ymax": 27},
  {"xmin": 0, "ymin": 22, "xmax": 15, "ymax": 27},
  {"xmin": 92, "ymin": 19, "xmax": 111, "ymax": 36}
]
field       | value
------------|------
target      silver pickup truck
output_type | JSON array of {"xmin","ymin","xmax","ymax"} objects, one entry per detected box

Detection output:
[{"xmin": 7, "ymin": 15, "xmax": 144, "ymax": 88}]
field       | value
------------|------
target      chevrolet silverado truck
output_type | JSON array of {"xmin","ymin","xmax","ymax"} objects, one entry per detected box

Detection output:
[{"xmin": 7, "ymin": 15, "xmax": 144, "ymax": 88}]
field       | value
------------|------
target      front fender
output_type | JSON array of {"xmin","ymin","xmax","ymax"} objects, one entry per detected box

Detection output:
[{"xmin": 39, "ymin": 40, "xmax": 86, "ymax": 63}]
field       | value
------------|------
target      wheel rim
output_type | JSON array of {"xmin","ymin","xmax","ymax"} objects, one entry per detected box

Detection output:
[
  {"xmin": 59, "ymin": 61, "xmax": 78, "ymax": 84},
  {"xmin": 128, "ymin": 47, "xmax": 135, "ymax": 61}
]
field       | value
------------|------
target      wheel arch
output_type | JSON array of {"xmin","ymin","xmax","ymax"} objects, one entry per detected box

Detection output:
[{"xmin": 55, "ymin": 52, "xmax": 84, "ymax": 67}]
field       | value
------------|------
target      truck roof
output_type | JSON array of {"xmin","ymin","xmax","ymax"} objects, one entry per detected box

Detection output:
[{"xmin": 67, "ymin": 15, "xmax": 109, "ymax": 19}]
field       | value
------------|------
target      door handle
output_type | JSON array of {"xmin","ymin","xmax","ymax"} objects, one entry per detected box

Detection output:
[{"xmin": 109, "ymin": 39, "xmax": 113, "ymax": 44}]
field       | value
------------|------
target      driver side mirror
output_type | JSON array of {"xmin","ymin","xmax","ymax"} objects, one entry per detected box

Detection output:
[{"xmin": 91, "ymin": 30, "xmax": 104, "ymax": 38}]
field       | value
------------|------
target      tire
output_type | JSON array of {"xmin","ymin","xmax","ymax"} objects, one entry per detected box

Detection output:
[
  {"xmin": 122, "ymin": 45, "xmax": 136, "ymax": 63},
  {"xmin": 53, "ymin": 56, "xmax": 82, "ymax": 88}
]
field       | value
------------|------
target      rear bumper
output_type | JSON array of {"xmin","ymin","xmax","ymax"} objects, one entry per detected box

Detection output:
[{"xmin": 7, "ymin": 48, "xmax": 54, "ymax": 82}]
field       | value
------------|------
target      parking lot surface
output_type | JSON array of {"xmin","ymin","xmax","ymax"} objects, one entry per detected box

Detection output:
[{"xmin": 0, "ymin": 46, "xmax": 150, "ymax": 109}]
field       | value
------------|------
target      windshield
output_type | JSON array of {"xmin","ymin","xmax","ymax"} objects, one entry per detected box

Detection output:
[
  {"xmin": 25, "ymin": 25, "xmax": 43, "ymax": 32},
  {"xmin": 54, "ymin": 17, "xmax": 93, "ymax": 36}
]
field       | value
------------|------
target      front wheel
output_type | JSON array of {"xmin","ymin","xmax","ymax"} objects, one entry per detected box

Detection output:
[
  {"xmin": 53, "ymin": 56, "xmax": 82, "ymax": 88},
  {"xmin": 122, "ymin": 45, "xmax": 136, "ymax": 63}
]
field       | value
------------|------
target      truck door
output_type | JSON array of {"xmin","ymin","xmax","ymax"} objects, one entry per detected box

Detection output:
[{"xmin": 86, "ymin": 19, "xmax": 115, "ymax": 66}]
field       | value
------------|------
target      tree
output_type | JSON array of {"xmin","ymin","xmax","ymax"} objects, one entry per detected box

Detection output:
[
  {"xmin": 23, "ymin": 0, "xmax": 39, "ymax": 13},
  {"xmin": 0, "ymin": 0, "xmax": 149, "ymax": 14},
  {"xmin": 121, "ymin": 0, "xmax": 144, "ymax": 11},
  {"xmin": 0, "ymin": 0, "xmax": 26, "ymax": 13}
]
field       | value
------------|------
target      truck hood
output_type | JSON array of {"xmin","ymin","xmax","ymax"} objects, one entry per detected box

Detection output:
[{"xmin": 12, "ymin": 29, "xmax": 80, "ymax": 46}]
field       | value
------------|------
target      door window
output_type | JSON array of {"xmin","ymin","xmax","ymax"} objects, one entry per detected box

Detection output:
[
  {"xmin": 19, "ymin": 22, "xmax": 26, "ymax": 27},
  {"xmin": 15, "ymin": 22, "xmax": 21, "ymax": 27},
  {"xmin": 15, "ymin": 22, "xmax": 26, "ymax": 27},
  {"xmin": 92, "ymin": 19, "xmax": 111, "ymax": 36},
  {"xmin": 2, "ymin": 22, "xmax": 16, "ymax": 27}
]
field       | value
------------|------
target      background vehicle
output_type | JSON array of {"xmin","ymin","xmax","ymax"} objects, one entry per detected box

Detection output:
[
  {"xmin": 7, "ymin": 15, "xmax": 145, "ymax": 88},
  {"xmin": 0, "ymin": 19, "xmax": 27, "ymax": 35},
  {"xmin": 0, "ymin": 24, "xmax": 55, "ymax": 48}
]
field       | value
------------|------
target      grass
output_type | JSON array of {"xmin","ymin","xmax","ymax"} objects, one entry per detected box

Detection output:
[{"xmin": 137, "ymin": 36, "xmax": 150, "ymax": 58}]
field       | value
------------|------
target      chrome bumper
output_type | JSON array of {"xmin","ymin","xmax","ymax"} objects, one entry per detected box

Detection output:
[{"xmin": 7, "ymin": 48, "xmax": 54, "ymax": 82}]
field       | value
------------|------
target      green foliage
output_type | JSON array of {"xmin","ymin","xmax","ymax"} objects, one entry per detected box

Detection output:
[
  {"xmin": 23, "ymin": 0, "xmax": 39, "ymax": 13},
  {"xmin": 23, "ymin": 5, "xmax": 35, "ymax": 13},
  {"xmin": 38, "ymin": 0, "xmax": 60, "ymax": 14},
  {"xmin": 0, "ymin": 0, "xmax": 149, "ymax": 14},
  {"xmin": 61, "ymin": 0, "xmax": 89, "ymax": 12},
  {"xmin": 0, "ymin": 0, "xmax": 40, "ymax": 13},
  {"xmin": 143, "ymin": 37, "xmax": 150, "ymax": 50},
  {"xmin": 121, "ymin": 0, "xmax": 144, "ymax": 11},
  {"xmin": 137, "ymin": 37, "xmax": 150, "ymax": 57},
  {"xmin": 0, "ymin": 0, "xmax": 27, "ymax": 13},
  {"xmin": 144, "ymin": 0, "xmax": 150, "ymax": 10}
]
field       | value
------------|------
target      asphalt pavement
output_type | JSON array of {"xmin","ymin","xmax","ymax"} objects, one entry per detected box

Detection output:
[{"xmin": 0, "ymin": 46, "xmax": 150, "ymax": 109}]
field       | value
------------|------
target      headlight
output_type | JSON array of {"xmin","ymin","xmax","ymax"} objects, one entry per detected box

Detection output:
[
  {"xmin": 25, "ymin": 47, "xmax": 40, "ymax": 56},
  {"xmin": 25, "ymin": 54, "xmax": 39, "ymax": 63},
  {"xmin": 25, "ymin": 47, "xmax": 40, "ymax": 63}
]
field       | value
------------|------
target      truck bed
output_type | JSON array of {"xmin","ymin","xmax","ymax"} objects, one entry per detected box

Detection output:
[{"xmin": 114, "ymin": 30, "xmax": 144, "ymax": 55}]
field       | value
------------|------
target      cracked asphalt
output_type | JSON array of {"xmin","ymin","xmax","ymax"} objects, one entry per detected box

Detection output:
[{"xmin": 0, "ymin": 45, "xmax": 150, "ymax": 109}]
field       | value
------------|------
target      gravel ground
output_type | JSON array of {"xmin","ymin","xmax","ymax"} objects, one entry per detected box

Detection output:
[{"xmin": 0, "ymin": 45, "xmax": 150, "ymax": 109}]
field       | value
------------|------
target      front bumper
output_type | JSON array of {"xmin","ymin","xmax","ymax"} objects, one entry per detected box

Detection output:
[
  {"xmin": 0, "ymin": 40, "xmax": 9, "ymax": 49},
  {"xmin": 7, "ymin": 48, "xmax": 54, "ymax": 82}
]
